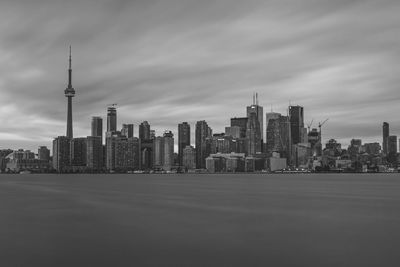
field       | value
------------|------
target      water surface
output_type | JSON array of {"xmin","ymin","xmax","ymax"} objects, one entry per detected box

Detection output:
[{"xmin": 1, "ymin": 173, "xmax": 400, "ymax": 266}]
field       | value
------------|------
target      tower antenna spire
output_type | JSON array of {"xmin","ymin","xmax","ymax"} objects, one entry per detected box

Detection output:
[
  {"xmin": 68, "ymin": 45, "xmax": 72, "ymax": 88},
  {"xmin": 69, "ymin": 45, "xmax": 71, "ymax": 69}
]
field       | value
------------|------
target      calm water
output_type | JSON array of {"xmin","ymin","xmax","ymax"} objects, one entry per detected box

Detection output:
[{"xmin": 1, "ymin": 173, "xmax": 400, "ymax": 266}]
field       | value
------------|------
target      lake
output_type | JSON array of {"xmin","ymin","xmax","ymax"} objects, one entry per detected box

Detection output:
[{"xmin": 1, "ymin": 173, "xmax": 400, "ymax": 266}]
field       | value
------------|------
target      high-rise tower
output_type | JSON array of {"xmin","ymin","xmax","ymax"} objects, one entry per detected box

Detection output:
[
  {"xmin": 178, "ymin": 122, "xmax": 191, "ymax": 166},
  {"xmin": 246, "ymin": 93, "xmax": 263, "ymax": 153},
  {"xmin": 195, "ymin": 120, "xmax": 212, "ymax": 169},
  {"xmin": 64, "ymin": 46, "xmax": 75, "ymax": 139},
  {"xmin": 91, "ymin": 116, "xmax": 103, "ymax": 141},
  {"xmin": 383, "ymin": 122, "xmax": 389, "ymax": 155},
  {"xmin": 289, "ymin": 105, "xmax": 305, "ymax": 145},
  {"xmin": 107, "ymin": 105, "xmax": 117, "ymax": 132}
]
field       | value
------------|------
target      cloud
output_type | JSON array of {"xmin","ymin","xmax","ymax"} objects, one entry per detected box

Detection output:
[{"xmin": 0, "ymin": 0, "xmax": 400, "ymax": 151}]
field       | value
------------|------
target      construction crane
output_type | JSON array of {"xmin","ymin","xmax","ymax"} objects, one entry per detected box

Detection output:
[
  {"xmin": 318, "ymin": 118, "xmax": 329, "ymax": 143},
  {"xmin": 307, "ymin": 119, "xmax": 314, "ymax": 132}
]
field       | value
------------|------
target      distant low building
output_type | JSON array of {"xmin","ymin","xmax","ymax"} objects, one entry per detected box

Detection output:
[
  {"xmin": 268, "ymin": 156, "xmax": 287, "ymax": 172},
  {"xmin": 6, "ymin": 150, "xmax": 51, "ymax": 172},
  {"xmin": 206, "ymin": 153, "xmax": 246, "ymax": 173}
]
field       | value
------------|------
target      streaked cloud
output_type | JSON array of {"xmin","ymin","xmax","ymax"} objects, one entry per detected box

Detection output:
[{"xmin": 0, "ymin": 0, "xmax": 399, "ymax": 151}]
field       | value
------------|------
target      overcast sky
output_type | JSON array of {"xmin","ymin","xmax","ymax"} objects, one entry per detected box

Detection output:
[{"xmin": 1, "ymin": 0, "xmax": 400, "ymax": 151}]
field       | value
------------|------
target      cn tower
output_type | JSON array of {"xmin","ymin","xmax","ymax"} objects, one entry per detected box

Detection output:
[{"xmin": 64, "ymin": 46, "xmax": 75, "ymax": 139}]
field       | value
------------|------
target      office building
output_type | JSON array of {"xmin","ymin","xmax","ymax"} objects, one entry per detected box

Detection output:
[
  {"xmin": 107, "ymin": 106, "xmax": 117, "ymax": 132},
  {"xmin": 182, "ymin": 145, "xmax": 196, "ymax": 170},
  {"xmin": 383, "ymin": 122, "xmax": 389, "ymax": 155},
  {"xmin": 153, "ymin": 136, "xmax": 164, "ymax": 169},
  {"xmin": 139, "ymin": 121, "xmax": 151, "ymax": 140},
  {"xmin": 70, "ymin": 137, "xmax": 87, "ymax": 167},
  {"xmin": 230, "ymin": 117, "xmax": 248, "ymax": 138},
  {"xmin": 196, "ymin": 120, "xmax": 212, "ymax": 169},
  {"xmin": 86, "ymin": 136, "xmax": 103, "ymax": 171},
  {"xmin": 163, "ymin": 131, "xmax": 174, "ymax": 171},
  {"xmin": 91, "ymin": 116, "xmax": 103, "ymax": 141},
  {"xmin": 247, "ymin": 93, "xmax": 264, "ymax": 148},
  {"xmin": 114, "ymin": 137, "xmax": 140, "ymax": 171},
  {"xmin": 388, "ymin": 135, "xmax": 397, "ymax": 166},
  {"xmin": 246, "ymin": 112, "xmax": 262, "ymax": 155},
  {"xmin": 266, "ymin": 114, "xmax": 292, "ymax": 163},
  {"xmin": 178, "ymin": 122, "xmax": 190, "ymax": 166},
  {"xmin": 53, "ymin": 136, "xmax": 71, "ymax": 171},
  {"xmin": 225, "ymin": 126, "xmax": 241, "ymax": 138},
  {"xmin": 139, "ymin": 139, "xmax": 154, "ymax": 170},
  {"xmin": 289, "ymin": 105, "xmax": 305, "ymax": 145},
  {"xmin": 121, "ymin": 124, "xmax": 134, "ymax": 138},
  {"xmin": 153, "ymin": 131, "xmax": 174, "ymax": 171}
]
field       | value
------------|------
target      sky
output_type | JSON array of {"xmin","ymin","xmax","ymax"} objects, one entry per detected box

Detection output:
[{"xmin": 0, "ymin": 0, "xmax": 400, "ymax": 152}]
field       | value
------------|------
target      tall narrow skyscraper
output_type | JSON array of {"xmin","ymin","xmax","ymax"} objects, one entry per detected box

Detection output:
[
  {"xmin": 107, "ymin": 105, "xmax": 117, "ymax": 132},
  {"xmin": 289, "ymin": 105, "xmax": 305, "ymax": 145},
  {"xmin": 64, "ymin": 46, "xmax": 75, "ymax": 139},
  {"xmin": 246, "ymin": 93, "xmax": 263, "ymax": 153},
  {"xmin": 139, "ymin": 121, "xmax": 151, "ymax": 140},
  {"xmin": 121, "ymin": 124, "xmax": 134, "ymax": 138},
  {"xmin": 91, "ymin": 116, "xmax": 103, "ymax": 140},
  {"xmin": 178, "ymin": 122, "xmax": 190, "ymax": 166},
  {"xmin": 195, "ymin": 120, "xmax": 212, "ymax": 169},
  {"xmin": 383, "ymin": 122, "xmax": 389, "ymax": 155}
]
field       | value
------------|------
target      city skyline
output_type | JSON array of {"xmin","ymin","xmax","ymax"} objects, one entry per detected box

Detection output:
[{"xmin": 1, "ymin": 0, "xmax": 400, "ymax": 151}]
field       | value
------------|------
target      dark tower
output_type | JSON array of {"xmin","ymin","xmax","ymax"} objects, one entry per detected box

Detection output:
[
  {"xmin": 139, "ymin": 121, "xmax": 151, "ymax": 140},
  {"xmin": 178, "ymin": 122, "xmax": 191, "ymax": 166},
  {"xmin": 383, "ymin": 122, "xmax": 389, "ymax": 155},
  {"xmin": 91, "ymin": 116, "xmax": 103, "ymax": 141},
  {"xmin": 195, "ymin": 120, "xmax": 211, "ymax": 169},
  {"xmin": 64, "ymin": 46, "xmax": 75, "ymax": 139},
  {"xmin": 289, "ymin": 105, "xmax": 304, "ymax": 145},
  {"xmin": 107, "ymin": 106, "xmax": 117, "ymax": 132}
]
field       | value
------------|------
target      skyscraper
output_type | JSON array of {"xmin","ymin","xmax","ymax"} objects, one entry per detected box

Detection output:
[
  {"xmin": 64, "ymin": 46, "xmax": 75, "ymax": 139},
  {"xmin": 266, "ymin": 114, "xmax": 292, "ymax": 162},
  {"xmin": 139, "ymin": 121, "xmax": 151, "ymax": 140},
  {"xmin": 387, "ymin": 135, "xmax": 397, "ymax": 166},
  {"xmin": 178, "ymin": 122, "xmax": 190, "ymax": 166},
  {"xmin": 266, "ymin": 112, "xmax": 282, "ymax": 154},
  {"xmin": 107, "ymin": 106, "xmax": 117, "ymax": 132},
  {"xmin": 86, "ymin": 136, "xmax": 103, "ymax": 171},
  {"xmin": 91, "ymin": 116, "xmax": 103, "ymax": 141},
  {"xmin": 289, "ymin": 105, "xmax": 305, "ymax": 145},
  {"xmin": 230, "ymin": 117, "xmax": 248, "ymax": 138},
  {"xmin": 52, "ymin": 136, "xmax": 71, "ymax": 172},
  {"xmin": 163, "ymin": 131, "xmax": 174, "ymax": 171},
  {"xmin": 246, "ymin": 112, "xmax": 262, "ymax": 155},
  {"xmin": 383, "ymin": 122, "xmax": 389, "ymax": 155},
  {"xmin": 182, "ymin": 145, "xmax": 196, "ymax": 170},
  {"xmin": 70, "ymin": 137, "xmax": 87, "ymax": 166},
  {"xmin": 266, "ymin": 112, "xmax": 281, "ymax": 150},
  {"xmin": 153, "ymin": 136, "xmax": 164, "ymax": 169},
  {"xmin": 247, "ymin": 93, "xmax": 263, "ymax": 152},
  {"xmin": 196, "ymin": 120, "xmax": 212, "ymax": 169},
  {"xmin": 114, "ymin": 137, "xmax": 140, "ymax": 171},
  {"xmin": 121, "ymin": 124, "xmax": 134, "ymax": 138}
]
